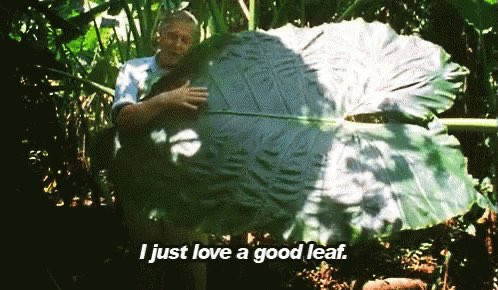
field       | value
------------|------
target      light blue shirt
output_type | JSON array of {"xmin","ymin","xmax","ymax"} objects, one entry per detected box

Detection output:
[{"xmin": 112, "ymin": 55, "xmax": 169, "ymax": 122}]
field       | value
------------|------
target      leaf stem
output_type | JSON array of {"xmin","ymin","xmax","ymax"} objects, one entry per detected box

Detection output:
[
  {"xmin": 122, "ymin": 0, "xmax": 142, "ymax": 55},
  {"xmin": 207, "ymin": 0, "xmax": 228, "ymax": 33},
  {"xmin": 248, "ymin": 0, "xmax": 256, "ymax": 30},
  {"xmin": 338, "ymin": 0, "xmax": 365, "ymax": 21},
  {"xmin": 237, "ymin": 0, "xmax": 250, "ymax": 20},
  {"xmin": 440, "ymin": 118, "xmax": 497, "ymax": 133},
  {"xmin": 207, "ymin": 110, "xmax": 338, "ymax": 124},
  {"xmin": 206, "ymin": 111, "xmax": 498, "ymax": 133},
  {"xmin": 40, "ymin": 66, "xmax": 115, "ymax": 96}
]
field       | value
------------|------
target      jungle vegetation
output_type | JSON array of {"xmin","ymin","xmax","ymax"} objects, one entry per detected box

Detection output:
[{"xmin": 8, "ymin": 0, "xmax": 497, "ymax": 289}]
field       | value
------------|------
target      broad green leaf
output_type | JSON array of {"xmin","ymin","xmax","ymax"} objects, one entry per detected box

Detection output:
[
  {"xmin": 448, "ymin": 0, "xmax": 497, "ymax": 32},
  {"xmin": 113, "ymin": 19, "xmax": 487, "ymax": 243},
  {"xmin": 80, "ymin": 26, "xmax": 113, "ymax": 53},
  {"xmin": 85, "ymin": 57, "xmax": 119, "ymax": 92},
  {"xmin": 67, "ymin": 0, "xmax": 121, "ymax": 28}
]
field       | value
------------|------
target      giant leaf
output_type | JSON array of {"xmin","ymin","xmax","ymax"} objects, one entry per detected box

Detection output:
[{"xmin": 113, "ymin": 19, "xmax": 488, "ymax": 244}]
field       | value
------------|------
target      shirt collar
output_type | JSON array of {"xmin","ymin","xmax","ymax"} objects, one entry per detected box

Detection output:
[{"xmin": 148, "ymin": 53, "xmax": 168, "ymax": 75}]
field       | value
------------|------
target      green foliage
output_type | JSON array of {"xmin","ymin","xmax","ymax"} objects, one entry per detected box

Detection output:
[
  {"xmin": 86, "ymin": 56, "xmax": 119, "ymax": 92},
  {"xmin": 447, "ymin": 0, "xmax": 497, "ymax": 32},
  {"xmin": 9, "ymin": 0, "xmax": 496, "ymax": 222},
  {"xmin": 7, "ymin": 1, "xmax": 496, "ymax": 288}
]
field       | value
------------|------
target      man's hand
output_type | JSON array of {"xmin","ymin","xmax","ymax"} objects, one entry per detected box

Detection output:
[
  {"xmin": 116, "ymin": 80, "xmax": 208, "ymax": 133},
  {"xmin": 160, "ymin": 80, "xmax": 208, "ymax": 111}
]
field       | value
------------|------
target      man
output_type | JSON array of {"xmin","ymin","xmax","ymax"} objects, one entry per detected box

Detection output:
[
  {"xmin": 113, "ymin": 12, "xmax": 208, "ymax": 130},
  {"xmin": 112, "ymin": 11, "xmax": 208, "ymax": 290}
]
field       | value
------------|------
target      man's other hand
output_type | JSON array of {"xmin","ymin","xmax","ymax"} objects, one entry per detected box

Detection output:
[{"xmin": 161, "ymin": 80, "xmax": 208, "ymax": 111}]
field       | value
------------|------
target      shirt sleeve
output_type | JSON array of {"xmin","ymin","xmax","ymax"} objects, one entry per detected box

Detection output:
[{"xmin": 111, "ymin": 63, "xmax": 139, "ymax": 123}]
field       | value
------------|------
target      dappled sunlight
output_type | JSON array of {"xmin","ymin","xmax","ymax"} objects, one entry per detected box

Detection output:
[
  {"xmin": 150, "ymin": 128, "xmax": 167, "ymax": 143},
  {"xmin": 168, "ymin": 128, "xmax": 202, "ymax": 163}
]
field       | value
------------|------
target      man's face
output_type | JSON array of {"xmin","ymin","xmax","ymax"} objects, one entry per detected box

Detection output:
[{"xmin": 158, "ymin": 21, "xmax": 195, "ymax": 68}]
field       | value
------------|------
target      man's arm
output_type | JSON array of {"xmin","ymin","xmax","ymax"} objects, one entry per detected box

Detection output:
[{"xmin": 116, "ymin": 81, "xmax": 208, "ymax": 133}]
